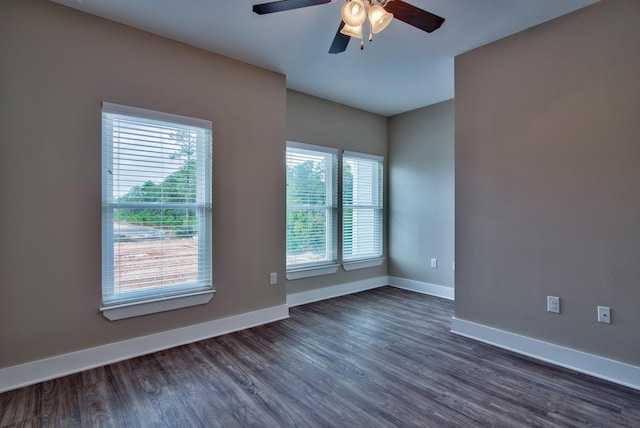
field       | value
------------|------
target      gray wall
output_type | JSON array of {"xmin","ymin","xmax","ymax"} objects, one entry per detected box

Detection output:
[
  {"xmin": 455, "ymin": 0, "xmax": 640, "ymax": 365},
  {"xmin": 0, "ymin": 0, "xmax": 286, "ymax": 367},
  {"xmin": 388, "ymin": 100, "xmax": 455, "ymax": 288},
  {"xmin": 286, "ymin": 90, "xmax": 388, "ymax": 295}
]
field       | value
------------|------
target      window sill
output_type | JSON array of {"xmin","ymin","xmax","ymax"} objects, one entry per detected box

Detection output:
[
  {"xmin": 100, "ymin": 290, "xmax": 215, "ymax": 321},
  {"xmin": 286, "ymin": 264, "xmax": 340, "ymax": 280},
  {"xmin": 342, "ymin": 257, "xmax": 385, "ymax": 271}
]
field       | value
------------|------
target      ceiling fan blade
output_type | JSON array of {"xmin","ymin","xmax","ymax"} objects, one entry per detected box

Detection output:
[
  {"xmin": 384, "ymin": 0, "xmax": 445, "ymax": 33},
  {"xmin": 329, "ymin": 21, "xmax": 351, "ymax": 54},
  {"xmin": 253, "ymin": 0, "xmax": 331, "ymax": 15}
]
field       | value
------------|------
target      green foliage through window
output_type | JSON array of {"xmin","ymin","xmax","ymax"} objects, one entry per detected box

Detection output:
[{"xmin": 115, "ymin": 130, "xmax": 198, "ymax": 237}]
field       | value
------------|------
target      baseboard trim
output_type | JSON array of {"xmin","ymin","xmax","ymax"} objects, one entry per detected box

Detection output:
[
  {"xmin": 287, "ymin": 276, "xmax": 388, "ymax": 307},
  {"xmin": 388, "ymin": 276, "xmax": 454, "ymax": 300},
  {"xmin": 451, "ymin": 317, "xmax": 640, "ymax": 391},
  {"xmin": 0, "ymin": 305, "xmax": 289, "ymax": 393}
]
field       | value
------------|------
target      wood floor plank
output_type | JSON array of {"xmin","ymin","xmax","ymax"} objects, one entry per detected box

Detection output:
[
  {"xmin": 2, "ymin": 286, "xmax": 639, "ymax": 427},
  {"xmin": 154, "ymin": 346, "xmax": 241, "ymax": 428},
  {"xmin": 0, "ymin": 384, "xmax": 40, "ymax": 427},
  {"xmin": 40, "ymin": 376, "xmax": 81, "ymax": 427}
]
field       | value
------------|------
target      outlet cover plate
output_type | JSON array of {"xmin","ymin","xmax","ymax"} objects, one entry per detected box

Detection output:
[
  {"xmin": 547, "ymin": 296, "xmax": 560, "ymax": 314},
  {"xmin": 597, "ymin": 306, "xmax": 611, "ymax": 324}
]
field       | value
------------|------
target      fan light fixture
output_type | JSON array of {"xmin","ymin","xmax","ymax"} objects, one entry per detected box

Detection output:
[
  {"xmin": 341, "ymin": 23, "xmax": 364, "ymax": 39},
  {"xmin": 340, "ymin": 0, "xmax": 393, "ymax": 49},
  {"xmin": 341, "ymin": 0, "xmax": 366, "ymax": 27},
  {"xmin": 368, "ymin": 4, "xmax": 393, "ymax": 33}
]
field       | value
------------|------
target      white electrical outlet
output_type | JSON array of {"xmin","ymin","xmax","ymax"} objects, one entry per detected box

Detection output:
[
  {"xmin": 547, "ymin": 296, "xmax": 560, "ymax": 314},
  {"xmin": 430, "ymin": 258, "xmax": 438, "ymax": 268},
  {"xmin": 269, "ymin": 272, "xmax": 277, "ymax": 285},
  {"xmin": 597, "ymin": 306, "xmax": 611, "ymax": 324}
]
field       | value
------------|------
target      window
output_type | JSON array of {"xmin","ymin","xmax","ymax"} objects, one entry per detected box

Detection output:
[
  {"xmin": 342, "ymin": 151, "xmax": 384, "ymax": 269},
  {"xmin": 101, "ymin": 102, "xmax": 213, "ymax": 320},
  {"xmin": 286, "ymin": 142, "xmax": 338, "ymax": 278}
]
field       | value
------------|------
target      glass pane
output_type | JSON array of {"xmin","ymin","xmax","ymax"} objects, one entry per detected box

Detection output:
[
  {"xmin": 286, "ymin": 158, "xmax": 328, "ymax": 206},
  {"xmin": 286, "ymin": 208, "xmax": 328, "ymax": 265},
  {"xmin": 112, "ymin": 124, "xmax": 201, "ymax": 203},
  {"xmin": 113, "ymin": 208, "xmax": 200, "ymax": 293}
]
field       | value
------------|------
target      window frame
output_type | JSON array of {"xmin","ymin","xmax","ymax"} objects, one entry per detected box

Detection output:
[
  {"xmin": 342, "ymin": 151, "xmax": 385, "ymax": 270},
  {"xmin": 285, "ymin": 141, "xmax": 339, "ymax": 279},
  {"xmin": 100, "ymin": 102, "xmax": 213, "ymax": 320}
]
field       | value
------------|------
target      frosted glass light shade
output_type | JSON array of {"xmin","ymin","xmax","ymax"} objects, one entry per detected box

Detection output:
[
  {"xmin": 368, "ymin": 5, "xmax": 393, "ymax": 34},
  {"xmin": 341, "ymin": 0, "xmax": 367, "ymax": 27},
  {"xmin": 340, "ymin": 23, "xmax": 363, "ymax": 39}
]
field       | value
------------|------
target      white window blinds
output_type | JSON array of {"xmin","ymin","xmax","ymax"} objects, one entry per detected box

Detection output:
[
  {"xmin": 102, "ymin": 102, "xmax": 212, "ymax": 306},
  {"xmin": 343, "ymin": 151, "xmax": 384, "ymax": 262},
  {"xmin": 286, "ymin": 142, "xmax": 338, "ymax": 269}
]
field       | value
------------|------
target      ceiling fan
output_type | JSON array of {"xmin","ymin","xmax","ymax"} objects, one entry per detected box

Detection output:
[{"xmin": 252, "ymin": 0, "xmax": 445, "ymax": 54}]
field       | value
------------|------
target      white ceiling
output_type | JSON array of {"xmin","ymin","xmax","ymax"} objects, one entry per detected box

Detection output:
[{"xmin": 51, "ymin": 0, "xmax": 599, "ymax": 116}]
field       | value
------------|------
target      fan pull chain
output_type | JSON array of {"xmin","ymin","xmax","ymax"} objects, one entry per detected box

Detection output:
[{"xmin": 364, "ymin": 11, "xmax": 372, "ymax": 49}]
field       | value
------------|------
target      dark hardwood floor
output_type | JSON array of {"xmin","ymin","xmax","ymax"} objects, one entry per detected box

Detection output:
[{"xmin": 2, "ymin": 287, "xmax": 639, "ymax": 427}]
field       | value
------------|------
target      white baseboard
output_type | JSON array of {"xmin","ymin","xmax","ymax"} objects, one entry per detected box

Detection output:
[
  {"xmin": 388, "ymin": 276, "xmax": 455, "ymax": 300},
  {"xmin": 287, "ymin": 276, "xmax": 388, "ymax": 307},
  {"xmin": 451, "ymin": 317, "xmax": 640, "ymax": 391},
  {"xmin": 0, "ymin": 305, "xmax": 289, "ymax": 394}
]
